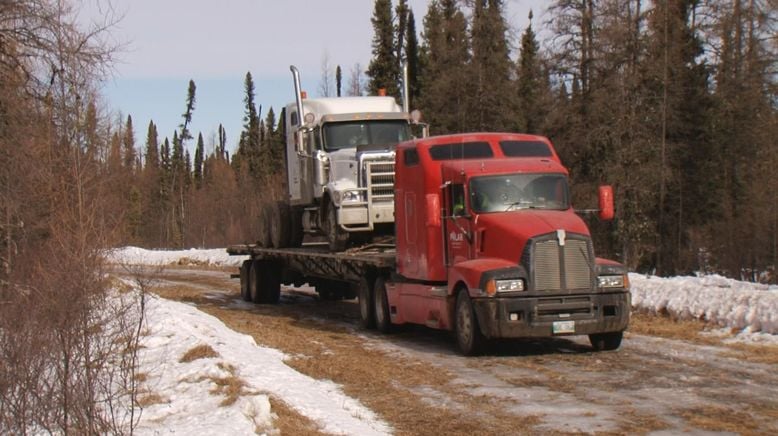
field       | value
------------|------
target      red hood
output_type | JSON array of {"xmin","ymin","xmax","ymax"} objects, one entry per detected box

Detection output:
[{"xmin": 475, "ymin": 210, "xmax": 590, "ymax": 261}]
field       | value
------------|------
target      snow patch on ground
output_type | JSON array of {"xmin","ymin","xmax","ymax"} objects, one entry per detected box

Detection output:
[
  {"xmin": 630, "ymin": 273, "xmax": 778, "ymax": 338},
  {"xmin": 135, "ymin": 292, "xmax": 391, "ymax": 435},
  {"xmin": 108, "ymin": 246, "xmax": 247, "ymax": 268}
]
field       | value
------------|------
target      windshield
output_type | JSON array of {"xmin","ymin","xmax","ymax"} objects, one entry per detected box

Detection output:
[
  {"xmin": 322, "ymin": 120, "xmax": 410, "ymax": 151},
  {"xmin": 469, "ymin": 174, "xmax": 570, "ymax": 213}
]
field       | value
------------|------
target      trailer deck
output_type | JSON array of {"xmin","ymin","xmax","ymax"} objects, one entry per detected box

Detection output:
[{"xmin": 227, "ymin": 242, "xmax": 396, "ymax": 283}]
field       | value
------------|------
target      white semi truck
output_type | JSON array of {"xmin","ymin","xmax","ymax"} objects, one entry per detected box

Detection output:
[{"xmin": 260, "ymin": 65, "xmax": 424, "ymax": 251}]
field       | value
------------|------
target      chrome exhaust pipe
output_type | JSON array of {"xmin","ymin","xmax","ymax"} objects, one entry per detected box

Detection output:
[
  {"xmin": 402, "ymin": 62, "xmax": 410, "ymax": 113},
  {"xmin": 290, "ymin": 65, "xmax": 305, "ymax": 125}
]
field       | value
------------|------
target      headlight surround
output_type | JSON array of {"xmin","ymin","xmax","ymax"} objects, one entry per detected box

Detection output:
[
  {"xmin": 598, "ymin": 274, "xmax": 628, "ymax": 289},
  {"xmin": 485, "ymin": 278, "xmax": 525, "ymax": 296}
]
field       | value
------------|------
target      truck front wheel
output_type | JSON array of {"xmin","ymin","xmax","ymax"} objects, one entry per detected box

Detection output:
[
  {"xmin": 455, "ymin": 288, "xmax": 486, "ymax": 356},
  {"xmin": 326, "ymin": 204, "xmax": 349, "ymax": 252},
  {"xmin": 589, "ymin": 331, "xmax": 623, "ymax": 351}
]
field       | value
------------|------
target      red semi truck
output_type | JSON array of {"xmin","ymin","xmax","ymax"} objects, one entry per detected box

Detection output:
[{"xmin": 229, "ymin": 132, "xmax": 630, "ymax": 355}]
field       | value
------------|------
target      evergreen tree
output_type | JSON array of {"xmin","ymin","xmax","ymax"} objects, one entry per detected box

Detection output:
[
  {"xmin": 418, "ymin": 0, "xmax": 470, "ymax": 134},
  {"xmin": 366, "ymin": 0, "xmax": 400, "ymax": 99},
  {"xmin": 405, "ymin": 9, "xmax": 420, "ymax": 108},
  {"xmin": 516, "ymin": 10, "xmax": 544, "ymax": 133},
  {"xmin": 217, "ymin": 124, "xmax": 228, "ymax": 160},
  {"xmin": 180, "ymin": 79, "xmax": 196, "ymax": 144},
  {"xmin": 336, "ymin": 65, "xmax": 342, "ymax": 97},
  {"xmin": 237, "ymin": 71, "xmax": 261, "ymax": 176},
  {"xmin": 122, "ymin": 115, "xmax": 136, "ymax": 171},
  {"xmin": 468, "ymin": 0, "xmax": 514, "ymax": 131},
  {"xmin": 194, "ymin": 132, "xmax": 204, "ymax": 188},
  {"xmin": 144, "ymin": 120, "xmax": 159, "ymax": 172}
]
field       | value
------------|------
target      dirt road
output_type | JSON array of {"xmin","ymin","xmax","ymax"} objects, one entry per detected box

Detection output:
[{"xmin": 123, "ymin": 267, "xmax": 778, "ymax": 435}]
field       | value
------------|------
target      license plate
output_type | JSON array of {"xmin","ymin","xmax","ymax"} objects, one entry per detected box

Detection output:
[{"xmin": 552, "ymin": 320, "xmax": 575, "ymax": 334}]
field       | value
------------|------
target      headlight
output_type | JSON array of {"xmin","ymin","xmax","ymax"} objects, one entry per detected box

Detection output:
[
  {"xmin": 342, "ymin": 190, "xmax": 362, "ymax": 202},
  {"xmin": 485, "ymin": 278, "xmax": 525, "ymax": 296},
  {"xmin": 496, "ymin": 279, "xmax": 525, "ymax": 292},
  {"xmin": 598, "ymin": 274, "xmax": 627, "ymax": 289}
]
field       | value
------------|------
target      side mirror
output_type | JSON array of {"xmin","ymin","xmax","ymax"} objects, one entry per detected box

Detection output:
[
  {"xmin": 598, "ymin": 185, "xmax": 614, "ymax": 221},
  {"xmin": 426, "ymin": 193, "xmax": 441, "ymax": 228}
]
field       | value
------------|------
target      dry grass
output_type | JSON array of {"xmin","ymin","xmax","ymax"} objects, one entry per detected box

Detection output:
[
  {"xmin": 137, "ymin": 392, "xmax": 167, "ymax": 407},
  {"xmin": 268, "ymin": 396, "xmax": 326, "ymax": 435},
  {"xmin": 680, "ymin": 406, "xmax": 763, "ymax": 435},
  {"xmin": 631, "ymin": 311, "xmax": 778, "ymax": 364},
  {"xmin": 180, "ymin": 344, "xmax": 220, "ymax": 363}
]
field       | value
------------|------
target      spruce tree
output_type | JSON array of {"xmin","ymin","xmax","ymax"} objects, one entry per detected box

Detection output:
[
  {"xmin": 122, "ymin": 115, "xmax": 137, "ymax": 172},
  {"xmin": 516, "ymin": 11, "xmax": 543, "ymax": 133},
  {"xmin": 336, "ymin": 65, "xmax": 342, "ymax": 97},
  {"xmin": 366, "ymin": 0, "xmax": 400, "ymax": 99},
  {"xmin": 194, "ymin": 132, "xmax": 204, "ymax": 188},
  {"xmin": 418, "ymin": 0, "xmax": 470, "ymax": 134},
  {"xmin": 469, "ymin": 0, "xmax": 514, "ymax": 131},
  {"xmin": 405, "ymin": 9, "xmax": 420, "ymax": 108}
]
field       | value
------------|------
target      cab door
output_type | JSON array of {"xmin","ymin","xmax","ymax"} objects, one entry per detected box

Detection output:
[{"xmin": 442, "ymin": 171, "xmax": 473, "ymax": 266}]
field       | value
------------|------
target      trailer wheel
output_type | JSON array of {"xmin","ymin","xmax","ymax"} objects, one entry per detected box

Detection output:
[
  {"xmin": 374, "ymin": 276, "xmax": 393, "ymax": 333},
  {"xmin": 358, "ymin": 276, "xmax": 376, "ymax": 329},
  {"xmin": 249, "ymin": 259, "xmax": 263, "ymax": 303},
  {"xmin": 257, "ymin": 207, "xmax": 271, "ymax": 248},
  {"xmin": 240, "ymin": 260, "xmax": 252, "ymax": 302},
  {"xmin": 326, "ymin": 204, "xmax": 349, "ymax": 252},
  {"xmin": 589, "ymin": 331, "xmax": 623, "ymax": 351},
  {"xmin": 263, "ymin": 261, "xmax": 282, "ymax": 304},
  {"xmin": 455, "ymin": 288, "xmax": 486, "ymax": 356},
  {"xmin": 270, "ymin": 201, "xmax": 291, "ymax": 248}
]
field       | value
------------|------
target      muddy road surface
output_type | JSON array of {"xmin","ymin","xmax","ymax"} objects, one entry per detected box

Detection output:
[{"xmin": 119, "ymin": 267, "xmax": 778, "ymax": 435}]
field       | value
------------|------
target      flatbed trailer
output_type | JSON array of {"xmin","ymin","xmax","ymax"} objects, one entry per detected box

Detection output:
[{"xmin": 227, "ymin": 242, "xmax": 394, "ymax": 305}]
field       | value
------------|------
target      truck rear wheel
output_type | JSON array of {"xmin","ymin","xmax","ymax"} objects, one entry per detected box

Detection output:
[
  {"xmin": 326, "ymin": 204, "xmax": 349, "ymax": 252},
  {"xmin": 358, "ymin": 276, "xmax": 376, "ymax": 329},
  {"xmin": 270, "ymin": 201, "xmax": 291, "ymax": 248},
  {"xmin": 455, "ymin": 288, "xmax": 486, "ymax": 356},
  {"xmin": 589, "ymin": 331, "xmax": 623, "ymax": 351},
  {"xmin": 240, "ymin": 260, "xmax": 252, "ymax": 302},
  {"xmin": 289, "ymin": 206, "xmax": 304, "ymax": 247},
  {"xmin": 374, "ymin": 277, "xmax": 393, "ymax": 333}
]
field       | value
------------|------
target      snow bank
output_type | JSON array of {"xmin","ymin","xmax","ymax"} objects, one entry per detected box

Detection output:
[
  {"xmin": 630, "ymin": 273, "xmax": 778, "ymax": 335},
  {"xmin": 137, "ymin": 292, "xmax": 391, "ymax": 435},
  {"xmin": 107, "ymin": 246, "xmax": 247, "ymax": 268}
]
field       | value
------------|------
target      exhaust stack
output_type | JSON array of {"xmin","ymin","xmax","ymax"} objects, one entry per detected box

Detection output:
[
  {"xmin": 290, "ymin": 65, "xmax": 305, "ymax": 126},
  {"xmin": 402, "ymin": 63, "xmax": 410, "ymax": 113}
]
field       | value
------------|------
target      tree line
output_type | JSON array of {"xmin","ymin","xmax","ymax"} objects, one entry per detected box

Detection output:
[
  {"xmin": 364, "ymin": 0, "xmax": 777, "ymax": 279},
  {"xmin": 100, "ymin": 0, "xmax": 777, "ymax": 280}
]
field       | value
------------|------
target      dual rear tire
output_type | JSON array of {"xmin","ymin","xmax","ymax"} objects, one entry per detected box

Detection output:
[{"xmin": 244, "ymin": 259, "xmax": 281, "ymax": 304}]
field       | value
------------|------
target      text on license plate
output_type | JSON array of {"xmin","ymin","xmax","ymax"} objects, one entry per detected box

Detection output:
[{"xmin": 552, "ymin": 320, "xmax": 575, "ymax": 334}]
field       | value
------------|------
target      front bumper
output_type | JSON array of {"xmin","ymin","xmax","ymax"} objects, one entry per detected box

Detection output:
[
  {"xmin": 472, "ymin": 291, "xmax": 630, "ymax": 339},
  {"xmin": 339, "ymin": 203, "xmax": 394, "ymax": 229}
]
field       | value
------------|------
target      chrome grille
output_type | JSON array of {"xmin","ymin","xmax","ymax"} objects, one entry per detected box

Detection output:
[
  {"xmin": 564, "ymin": 240, "xmax": 593, "ymax": 289},
  {"xmin": 366, "ymin": 161, "xmax": 395, "ymax": 202},
  {"xmin": 534, "ymin": 240, "xmax": 561, "ymax": 291},
  {"xmin": 528, "ymin": 234, "xmax": 594, "ymax": 292}
]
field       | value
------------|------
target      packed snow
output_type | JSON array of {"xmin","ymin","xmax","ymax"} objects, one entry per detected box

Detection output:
[
  {"xmin": 108, "ymin": 247, "xmax": 778, "ymax": 434},
  {"xmin": 132, "ymin": 286, "xmax": 391, "ymax": 436}
]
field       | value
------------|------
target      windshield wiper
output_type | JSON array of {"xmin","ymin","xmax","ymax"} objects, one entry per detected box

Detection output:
[{"xmin": 505, "ymin": 201, "xmax": 537, "ymax": 211}]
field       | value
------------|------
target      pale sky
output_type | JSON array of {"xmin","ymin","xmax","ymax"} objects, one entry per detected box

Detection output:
[{"xmin": 84, "ymin": 0, "xmax": 543, "ymax": 155}]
